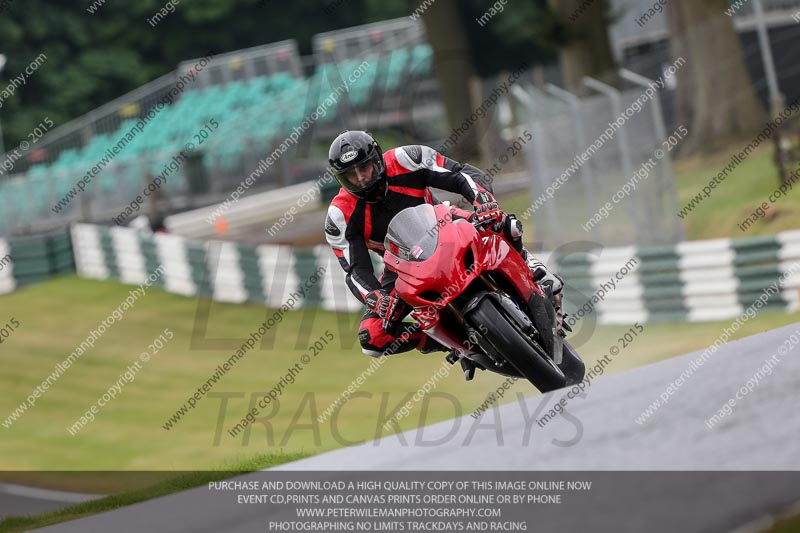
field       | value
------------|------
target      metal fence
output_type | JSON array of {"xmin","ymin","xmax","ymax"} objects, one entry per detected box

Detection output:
[
  {"xmin": 514, "ymin": 0, "xmax": 800, "ymax": 251},
  {"xmin": 609, "ymin": 0, "xmax": 800, "ymax": 59},
  {"xmin": 610, "ymin": 0, "xmax": 800, "ymax": 137},
  {"xmin": 512, "ymin": 74, "xmax": 684, "ymax": 250}
]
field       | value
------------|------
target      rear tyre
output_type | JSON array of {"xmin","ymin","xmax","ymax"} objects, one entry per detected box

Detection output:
[{"xmin": 468, "ymin": 298, "xmax": 566, "ymax": 392}]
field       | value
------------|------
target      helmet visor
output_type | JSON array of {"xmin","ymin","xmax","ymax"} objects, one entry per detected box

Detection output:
[{"xmin": 333, "ymin": 152, "xmax": 383, "ymax": 193}]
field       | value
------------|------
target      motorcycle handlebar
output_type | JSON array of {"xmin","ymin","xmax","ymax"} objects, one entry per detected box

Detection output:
[{"xmin": 471, "ymin": 211, "xmax": 508, "ymax": 233}]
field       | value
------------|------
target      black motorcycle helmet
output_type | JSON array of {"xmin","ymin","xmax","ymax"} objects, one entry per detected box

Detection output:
[{"xmin": 328, "ymin": 130, "xmax": 387, "ymax": 203}]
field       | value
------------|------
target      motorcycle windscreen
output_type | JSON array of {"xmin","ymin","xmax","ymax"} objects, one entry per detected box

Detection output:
[{"xmin": 384, "ymin": 204, "xmax": 439, "ymax": 262}]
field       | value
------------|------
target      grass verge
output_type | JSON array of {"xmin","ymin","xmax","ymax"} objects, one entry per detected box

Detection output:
[
  {"xmin": 0, "ymin": 452, "xmax": 307, "ymax": 533},
  {"xmin": 765, "ymin": 512, "xmax": 800, "ymax": 533},
  {"xmin": 2, "ymin": 276, "xmax": 799, "ymax": 482}
]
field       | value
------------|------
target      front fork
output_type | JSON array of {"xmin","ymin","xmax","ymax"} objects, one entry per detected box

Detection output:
[
  {"xmin": 503, "ymin": 212, "xmax": 569, "ymax": 341},
  {"xmin": 551, "ymin": 292, "xmax": 565, "ymax": 365}
]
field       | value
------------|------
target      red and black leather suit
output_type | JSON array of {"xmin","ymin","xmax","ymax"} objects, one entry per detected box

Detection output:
[{"xmin": 324, "ymin": 145, "xmax": 492, "ymax": 357}]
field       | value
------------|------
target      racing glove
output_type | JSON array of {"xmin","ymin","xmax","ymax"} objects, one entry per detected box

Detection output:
[
  {"xmin": 472, "ymin": 191, "xmax": 503, "ymax": 225},
  {"xmin": 365, "ymin": 289, "xmax": 410, "ymax": 330}
]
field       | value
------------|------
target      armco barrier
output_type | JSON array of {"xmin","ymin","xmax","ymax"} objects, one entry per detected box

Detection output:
[
  {"xmin": 555, "ymin": 231, "xmax": 800, "ymax": 324},
  {"xmin": 6, "ymin": 224, "xmax": 800, "ymax": 325},
  {"xmin": 71, "ymin": 224, "xmax": 366, "ymax": 313},
  {"xmin": 0, "ymin": 230, "xmax": 75, "ymax": 296}
]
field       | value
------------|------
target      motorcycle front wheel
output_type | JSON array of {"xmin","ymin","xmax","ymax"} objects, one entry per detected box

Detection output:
[{"xmin": 467, "ymin": 297, "xmax": 567, "ymax": 392}]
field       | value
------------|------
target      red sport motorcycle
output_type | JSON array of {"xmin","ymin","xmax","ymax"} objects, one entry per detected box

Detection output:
[{"xmin": 383, "ymin": 203, "xmax": 585, "ymax": 392}]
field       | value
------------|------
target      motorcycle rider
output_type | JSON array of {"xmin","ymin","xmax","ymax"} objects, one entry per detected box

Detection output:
[{"xmin": 324, "ymin": 130, "xmax": 563, "ymax": 357}]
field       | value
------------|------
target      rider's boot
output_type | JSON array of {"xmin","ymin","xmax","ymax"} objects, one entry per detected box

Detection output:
[
  {"xmin": 498, "ymin": 215, "xmax": 563, "ymax": 296},
  {"xmin": 522, "ymin": 250, "xmax": 563, "ymax": 297},
  {"xmin": 522, "ymin": 250, "xmax": 571, "ymax": 335},
  {"xmin": 419, "ymin": 335, "xmax": 448, "ymax": 354},
  {"xmin": 497, "ymin": 215, "xmax": 568, "ymax": 331}
]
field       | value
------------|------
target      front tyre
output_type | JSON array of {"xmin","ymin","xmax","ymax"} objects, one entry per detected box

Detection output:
[
  {"xmin": 527, "ymin": 290, "xmax": 586, "ymax": 386},
  {"xmin": 467, "ymin": 298, "xmax": 566, "ymax": 392},
  {"xmin": 560, "ymin": 340, "xmax": 586, "ymax": 385}
]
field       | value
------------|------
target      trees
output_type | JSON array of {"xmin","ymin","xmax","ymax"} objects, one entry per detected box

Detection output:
[
  {"xmin": 418, "ymin": 0, "xmax": 560, "ymax": 160},
  {"xmin": 0, "ymin": 0, "xmax": 369, "ymax": 151},
  {"xmin": 419, "ymin": 0, "xmax": 481, "ymax": 161},
  {"xmin": 0, "ymin": 0, "xmax": 558, "ymax": 162},
  {"xmin": 545, "ymin": 0, "xmax": 618, "ymax": 94},
  {"xmin": 666, "ymin": 0, "xmax": 766, "ymax": 154}
]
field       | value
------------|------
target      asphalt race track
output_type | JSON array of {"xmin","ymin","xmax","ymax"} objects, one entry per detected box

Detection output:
[
  {"xmin": 0, "ymin": 484, "xmax": 100, "ymax": 521},
  {"xmin": 278, "ymin": 322, "xmax": 800, "ymax": 471},
  {"xmin": 28, "ymin": 323, "xmax": 800, "ymax": 532}
]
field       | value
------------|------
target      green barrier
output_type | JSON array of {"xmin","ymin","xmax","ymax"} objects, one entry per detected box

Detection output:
[{"xmin": 5, "ymin": 229, "xmax": 75, "ymax": 288}]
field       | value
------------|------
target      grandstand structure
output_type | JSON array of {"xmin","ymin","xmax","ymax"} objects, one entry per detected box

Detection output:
[
  {"xmin": 0, "ymin": 18, "xmax": 440, "ymax": 237},
  {"xmin": 312, "ymin": 18, "xmax": 441, "ymax": 140}
]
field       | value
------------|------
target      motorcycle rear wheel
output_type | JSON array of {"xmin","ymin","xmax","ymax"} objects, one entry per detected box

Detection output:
[{"xmin": 467, "ymin": 297, "xmax": 567, "ymax": 392}]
